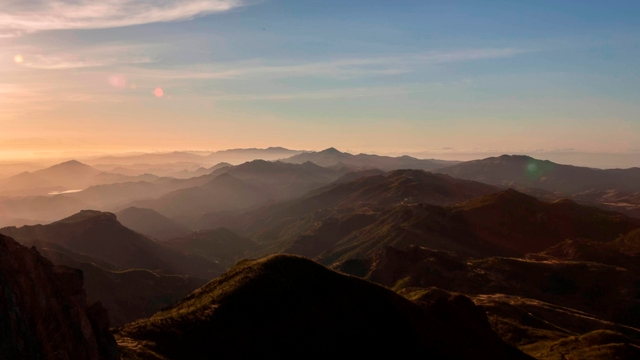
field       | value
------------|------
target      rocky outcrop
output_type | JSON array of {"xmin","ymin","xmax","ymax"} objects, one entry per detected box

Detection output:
[{"xmin": 0, "ymin": 234, "xmax": 119, "ymax": 360}]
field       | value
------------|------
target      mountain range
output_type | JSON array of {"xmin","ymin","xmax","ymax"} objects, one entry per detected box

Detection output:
[
  {"xmin": 90, "ymin": 147, "xmax": 303, "ymax": 166},
  {"xmin": 22, "ymin": 238, "xmax": 206, "ymax": 326},
  {"xmin": 0, "ymin": 160, "xmax": 159, "ymax": 197},
  {"xmin": 335, "ymin": 244, "xmax": 640, "ymax": 358},
  {"xmin": 283, "ymin": 147, "xmax": 459, "ymax": 170},
  {"xmin": 116, "ymin": 207, "xmax": 192, "ymax": 241},
  {"xmin": 0, "ymin": 210, "xmax": 222, "ymax": 278},
  {"xmin": 435, "ymin": 155, "xmax": 640, "ymax": 194},
  {"xmin": 193, "ymin": 170, "xmax": 639, "ymax": 263},
  {"xmin": 4, "ymin": 149, "xmax": 640, "ymax": 359}
]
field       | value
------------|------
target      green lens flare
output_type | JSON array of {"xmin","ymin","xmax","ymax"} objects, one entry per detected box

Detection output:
[{"xmin": 524, "ymin": 160, "xmax": 554, "ymax": 180}]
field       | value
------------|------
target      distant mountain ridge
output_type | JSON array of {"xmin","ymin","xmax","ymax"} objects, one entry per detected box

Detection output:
[
  {"xmin": 116, "ymin": 207, "xmax": 192, "ymax": 241},
  {"xmin": 163, "ymin": 228, "xmax": 256, "ymax": 268},
  {"xmin": 0, "ymin": 210, "xmax": 222, "ymax": 278},
  {"xmin": 335, "ymin": 244, "xmax": 640, "ymax": 331},
  {"xmin": 197, "ymin": 173, "xmax": 640, "ymax": 264},
  {"xmin": 22, "ymin": 238, "xmax": 205, "ymax": 326},
  {"xmin": 0, "ymin": 159, "xmax": 100, "ymax": 193},
  {"xmin": 192, "ymin": 168, "xmax": 498, "ymax": 232},
  {"xmin": 0, "ymin": 159, "xmax": 162, "ymax": 197},
  {"xmin": 90, "ymin": 147, "xmax": 304, "ymax": 166},
  {"xmin": 128, "ymin": 172, "xmax": 275, "ymax": 220},
  {"xmin": 282, "ymin": 147, "xmax": 459, "ymax": 171},
  {"xmin": 435, "ymin": 154, "xmax": 640, "ymax": 194}
]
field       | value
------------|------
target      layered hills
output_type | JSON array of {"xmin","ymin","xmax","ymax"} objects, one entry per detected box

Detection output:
[
  {"xmin": 4, "ymin": 149, "xmax": 640, "ymax": 360},
  {"xmin": 90, "ymin": 147, "xmax": 303, "ymax": 166},
  {"xmin": 435, "ymin": 155, "xmax": 640, "ymax": 194},
  {"xmin": 282, "ymin": 147, "xmax": 458, "ymax": 171},
  {"xmin": 116, "ymin": 207, "xmax": 192, "ymax": 240},
  {"xmin": 117, "ymin": 255, "xmax": 530, "ymax": 359},
  {"xmin": 0, "ymin": 194, "xmax": 90, "ymax": 223},
  {"xmin": 193, "ymin": 169, "xmax": 498, "ymax": 232},
  {"xmin": 0, "ymin": 160, "xmax": 160, "ymax": 196},
  {"xmin": 129, "ymin": 173, "xmax": 274, "ymax": 220},
  {"xmin": 205, "ymin": 170, "xmax": 639, "ymax": 262},
  {"xmin": 0, "ymin": 210, "xmax": 222, "ymax": 278},
  {"xmin": 312, "ymin": 197, "xmax": 639, "ymax": 264},
  {"xmin": 209, "ymin": 159, "xmax": 350, "ymax": 198},
  {"xmin": 335, "ymin": 245, "xmax": 640, "ymax": 358},
  {"xmin": 24, "ymin": 238, "xmax": 206, "ymax": 326},
  {"xmin": 163, "ymin": 228, "xmax": 256, "ymax": 268}
]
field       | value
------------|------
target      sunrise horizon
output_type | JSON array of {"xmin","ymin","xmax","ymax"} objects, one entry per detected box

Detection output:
[{"xmin": 2, "ymin": 1, "xmax": 639, "ymax": 169}]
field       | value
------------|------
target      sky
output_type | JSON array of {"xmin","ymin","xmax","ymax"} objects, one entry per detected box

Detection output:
[{"xmin": 1, "ymin": 0, "xmax": 639, "ymax": 167}]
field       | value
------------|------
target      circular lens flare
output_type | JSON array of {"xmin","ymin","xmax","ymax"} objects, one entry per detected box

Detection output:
[
  {"xmin": 108, "ymin": 75, "xmax": 127, "ymax": 88},
  {"xmin": 154, "ymin": 88, "xmax": 164, "ymax": 98},
  {"xmin": 14, "ymin": 55, "xmax": 24, "ymax": 64}
]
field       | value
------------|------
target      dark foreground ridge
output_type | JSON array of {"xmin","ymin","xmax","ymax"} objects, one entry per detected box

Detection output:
[
  {"xmin": 0, "ymin": 234, "xmax": 119, "ymax": 360},
  {"xmin": 117, "ymin": 254, "xmax": 531, "ymax": 359}
]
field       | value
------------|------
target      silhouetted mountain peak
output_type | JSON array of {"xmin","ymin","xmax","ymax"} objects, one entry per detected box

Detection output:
[
  {"xmin": 46, "ymin": 159, "xmax": 96, "ymax": 171},
  {"xmin": 118, "ymin": 254, "xmax": 530, "ymax": 359},
  {"xmin": 211, "ymin": 172, "xmax": 238, "ymax": 181},
  {"xmin": 119, "ymin": 206, "xmax": 151, "ymax": 214},
  {"xmin": 59, "ymin": 159, "xmax": 83, "ymax": 166},
  {"xmin": 455, "ymin": 189, "xmax": 542, "ymax": 215},
  {"xmin": 234, "ymin": 159, "xmax": 277, "ymax": 171},
  {"xmin": 486, "ymin": 188, "xmax": 538, "ymax": 202},
  {"xmin": 552, "ymin": 198, "xmax": 578, "ymax": 205},
  {"xmin": 202, "ymin": 172, "xmax": 245, "ymax": 188},
  {"xmin": 300, "ymin": 160, "xmax": 325, "ymax": 169},
  {"xmin": 116, "ymin": 207, "xmax": 191, "ymax": 241},
  {"xmin": 497, "ymin": 154, "xmax": 534, "ymax": 161},
  {"xmin": 208, "ymin": 162, "xmax": 232, "ymax": 170},
  {"xmin": 387, "ymin": 168, "xmax": 428, "ymax": 178},
  {"xmin": 53, "ymin": 210, "xmax": 117, "ymax": 225},
  {"xmin": 319, "ymin": 147, "xmax": 344, "ymax": 155},
  {"xmin": 282, "ymin": 148, "xmax": 447, "ymax": 172}
]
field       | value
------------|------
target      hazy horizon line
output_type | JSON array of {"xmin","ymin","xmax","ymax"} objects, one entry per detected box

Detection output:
[{"xmin": 1, "ymin": 147, "xmax": 639, "ymax": 170}]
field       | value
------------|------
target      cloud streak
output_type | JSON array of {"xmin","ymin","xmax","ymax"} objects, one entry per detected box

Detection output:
[
  {"xmin": 24, "ymin": 53, "xmax": 152, "ymax": 70},
  {"xmin": 0, "ymin": 0, "xmax": 246, "ymax": 35},
  {"xmin": 208, "ymin": 86, "xmax": 411, "ymax": 101},
  {"xmin": 9, "ymin": 43, "xmax": 156, "ymax": 69},
  {"xmin": 125, "ymin": 47, "xmax": 528, "ymax": 81}
]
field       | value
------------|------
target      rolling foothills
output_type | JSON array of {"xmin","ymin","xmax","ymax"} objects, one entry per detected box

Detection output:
[{"xmin": 2, "ymin": 148, "xmax": 640, "ymax": 359}]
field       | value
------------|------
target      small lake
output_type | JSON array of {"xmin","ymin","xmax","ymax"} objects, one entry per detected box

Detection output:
[{"xmin": 48, "ymin": 189, "xmax": 83, "ymax": 195}]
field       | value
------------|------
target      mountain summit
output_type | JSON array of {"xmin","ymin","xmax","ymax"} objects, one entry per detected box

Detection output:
[
  {"xmin": 0, "ymin": 210, "xmax": 222, "ymax": 278},
  {"xmin": 117, "ymin": 255, "xmax": 530, "ymax": 359}
]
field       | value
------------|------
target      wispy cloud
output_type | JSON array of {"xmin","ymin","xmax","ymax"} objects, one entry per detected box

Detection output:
[
  {"xmin": 125, "ymin": 47, "xmax": 528, "ymax": 80},
  {"xmin": 0, "ymin": 0, "xmax": 247, "ymax": 36},
  {"xmin": 25, "ymin": 53, "xmax": 152, "ymax": 70},
  {"xmin": 208, "ymin": 86, "xmax": 411, "ymax": 101},
  {"xmin": 10, "ymin": 43, "xmax": 155, "ymax": 69},
  {"xmin": 240, "ymin": 48, "xmax": 525, "ymax": 78}
]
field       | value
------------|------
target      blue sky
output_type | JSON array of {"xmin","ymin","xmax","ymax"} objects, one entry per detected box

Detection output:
[{"xmin": 1, "ymin": 0, "xmax": 639, "ymax": 167}]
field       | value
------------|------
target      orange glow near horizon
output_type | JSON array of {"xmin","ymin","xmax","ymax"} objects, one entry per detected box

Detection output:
[{"xmin": 154, "ymin": 88, "xmax": 164, "ymax": 98}]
